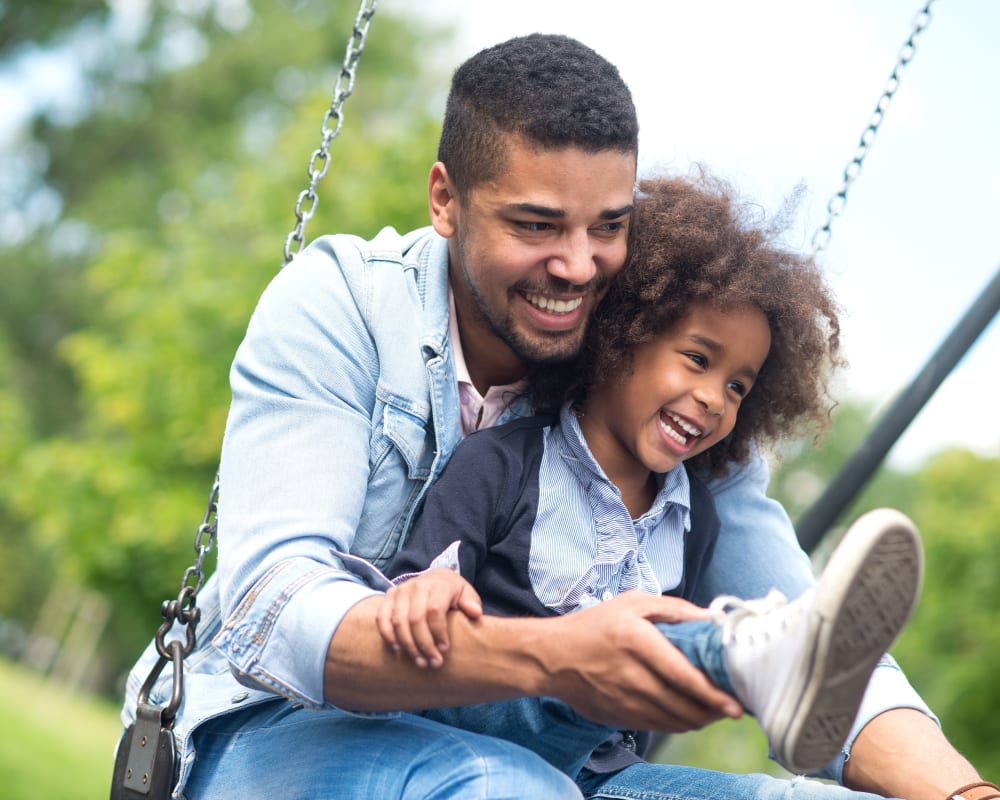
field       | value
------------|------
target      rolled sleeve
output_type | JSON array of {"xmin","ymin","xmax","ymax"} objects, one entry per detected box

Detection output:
[
  {"xmin": 213, "ymin": 558, "xmax": 380, "ymax": 709},
  {"xmin": 212, "ymin": 238, "xmax": 391, "ymax": 711}
]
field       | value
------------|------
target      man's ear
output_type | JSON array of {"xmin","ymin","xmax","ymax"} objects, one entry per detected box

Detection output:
[{"xmin": 428, "ymin": 162, "xmax": 459, "ymax": 238}]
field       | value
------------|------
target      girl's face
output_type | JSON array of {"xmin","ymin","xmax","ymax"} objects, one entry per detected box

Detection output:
[{"xmin": 580, "ymin": 303, "xmax": 771, "ymax": 487}]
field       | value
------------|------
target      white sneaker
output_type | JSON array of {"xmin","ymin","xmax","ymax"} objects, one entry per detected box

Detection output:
[{"xmin": 708, "ymin": 507, "xmax": 923, "ymax": 774}]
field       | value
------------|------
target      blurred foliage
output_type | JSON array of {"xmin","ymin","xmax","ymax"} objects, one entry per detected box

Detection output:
[
  {"xmin": 0, "ymin": 0, "xmax": 444, "ymax": 688},
  {"xmin": 0, "ymin": 656, "xmax": 123, "ymax": 800},
  {"xmin": 893, "ymin": 449, "xmax": 1000, "ymax": 775},
  {"xmin": 0, "ymin": 1, "xmax": 107, "ymax": 53},
  {"xmin": 768, "ymin": 400, "xmax": 919, "ymax": 531}
]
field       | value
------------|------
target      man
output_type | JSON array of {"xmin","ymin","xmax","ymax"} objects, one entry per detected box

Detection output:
[{"xmin": 122, "ymin": 33, "xmax": 989, "ymax": 799}]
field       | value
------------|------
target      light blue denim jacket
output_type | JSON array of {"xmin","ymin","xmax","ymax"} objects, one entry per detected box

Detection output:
[{"xmin": 122, "ymin": 226, "xmax": 934, "ymax": 793}]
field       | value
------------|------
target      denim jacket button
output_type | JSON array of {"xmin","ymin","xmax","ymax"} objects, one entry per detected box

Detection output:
[{"xmin": 231, "ymin": 692, "xmax": 249, "ymax": 704}]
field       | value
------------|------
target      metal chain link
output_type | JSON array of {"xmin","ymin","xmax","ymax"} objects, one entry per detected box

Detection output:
[
  {"xmin": 144, "ymin": 0, "xmax": 378, "ymax": 721},
  {"xmin": 149, "ymin": 472, "xmax": 216, "ymax": 701},
  {"xmin": 283, "ymin": 0, "xmax": 378, "ymax": 265},
  {"xmin": 811, "ymin": 0, "xmax": 937, "ymax": 254}
]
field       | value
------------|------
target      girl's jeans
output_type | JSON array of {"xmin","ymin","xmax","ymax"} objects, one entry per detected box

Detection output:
[
  {"xmin": 424, "ymin": 619, "xmax": 893, "ymax": 800},
  {"xmin": 422, "ymin": 619, "xmax": 734, "ymax": 778}
]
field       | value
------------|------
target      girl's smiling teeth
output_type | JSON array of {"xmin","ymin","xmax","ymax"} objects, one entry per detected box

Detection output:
[
  {"xmin": 658, "ymin": 410, "xmax": 703, "ymax": 446},
  {"xmin": 522, "ymin": 291, "xmax": 583, "ymax": 314}
]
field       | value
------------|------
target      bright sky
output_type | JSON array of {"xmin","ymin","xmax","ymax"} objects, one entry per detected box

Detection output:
[{"xmin": 405, "ymin": 0, "xmax": 1000, "ymax": 469}]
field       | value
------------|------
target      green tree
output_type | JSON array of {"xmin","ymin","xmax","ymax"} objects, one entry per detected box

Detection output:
[
  {"xmin": 892, "ymin": 449, "xmax": 1000, "ymax": 777},
  {"xmin": 1, "ymin": 0, "xmax": 447, "ymax": 691},
  {"xmin": 768, "ymin": 399, "xmax": 919, "ymax": 538}
]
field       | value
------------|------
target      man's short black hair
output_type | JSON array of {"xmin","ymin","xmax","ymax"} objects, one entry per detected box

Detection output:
[{"xmin": 438, "ymin": 34, "xmax": 639, "ymax": 199}]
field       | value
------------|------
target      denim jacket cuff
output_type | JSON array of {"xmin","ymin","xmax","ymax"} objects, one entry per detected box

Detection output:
[{"xmin": 213, "ymin": 558, "xmax": 380, "ymax": 710}]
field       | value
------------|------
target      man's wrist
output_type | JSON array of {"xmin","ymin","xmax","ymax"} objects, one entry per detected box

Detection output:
[
  {"xmin": 947, "ymin": 781, "xmax": 1000, "ymax": 800},
  {"xmin": 501, "ymin": 613, "xmax": 564, "ymax": 698}
]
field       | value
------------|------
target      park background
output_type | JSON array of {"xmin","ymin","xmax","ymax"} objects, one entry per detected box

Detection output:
[{"xmin": 1, "ymin": 1, "xmax": 997, "ymax": 797}]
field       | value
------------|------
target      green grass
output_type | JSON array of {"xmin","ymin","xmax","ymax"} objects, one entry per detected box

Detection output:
[{"xmin": 0, "ymin": 657, "xmax": 123, "ymax": 800}]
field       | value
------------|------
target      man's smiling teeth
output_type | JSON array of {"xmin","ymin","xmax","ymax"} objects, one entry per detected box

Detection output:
[
  {"xmin": 659, "ymin": 412, "xmax": 703, "ymax": 445},
  {"xmin": 523, "ymin": 292, "xmax": 583, "ymax": 314}
]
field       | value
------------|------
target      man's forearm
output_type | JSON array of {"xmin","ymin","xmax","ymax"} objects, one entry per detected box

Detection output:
[
  {"xmin": 324, "ymin": 591, "xmax": 742, "ymax": 732},
  {"xmin": 844, "ymin": 708, "xmax": 982, "ymax": 800},
  {"xmin": 324, "ymin": 595, "xmax": 547, "ymax": 711}
]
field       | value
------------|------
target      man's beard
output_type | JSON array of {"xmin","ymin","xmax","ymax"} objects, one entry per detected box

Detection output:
[{"xmin": 457, "ymin": 240, "xmax": 603, "ymax": 367}]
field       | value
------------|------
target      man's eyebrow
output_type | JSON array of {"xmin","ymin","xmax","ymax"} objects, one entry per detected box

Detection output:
[
  {"xmin": 504, "ymin": 203, "xmax": 634, "ymax": 219},
  {"xmin": 600, "ymin": 204, "xmax": 634, "ymax": 220},
  {"xmin": 507, "ymin": 203, "xmax": 565, "ymax": 218}
]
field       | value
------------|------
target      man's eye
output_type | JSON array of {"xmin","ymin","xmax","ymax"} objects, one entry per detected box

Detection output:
[
  {"xmin": 516, "ymin": 221, "xmax": 552, "ymax": 232},
  {"xmin": 595, "ymin": 221, "xmax": 626, "ymax": 234}
]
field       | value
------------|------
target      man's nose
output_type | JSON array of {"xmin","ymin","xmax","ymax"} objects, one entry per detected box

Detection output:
[{"xmin": 545, "ymin": 230, "xmax": 596, "ymax": 287}]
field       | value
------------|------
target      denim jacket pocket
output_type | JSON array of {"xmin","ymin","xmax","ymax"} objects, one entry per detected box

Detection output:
[
  {"xmin": 351, "ymin": 400, "xmax": 435, "ymax": 568},
  {"xmin": 380, "ymin": 401, "xmax": 434, "ymax": 480}
]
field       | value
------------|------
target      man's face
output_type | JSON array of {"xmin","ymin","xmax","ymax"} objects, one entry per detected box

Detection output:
[{"xmin": 432, "ymin": 138, "xmax": 635, "ymax": 383}]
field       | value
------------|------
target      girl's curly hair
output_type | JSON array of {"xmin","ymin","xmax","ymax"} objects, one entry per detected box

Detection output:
[{"xmin": 532, "ymin": 170, "xmax": 845, "ymax": 477}]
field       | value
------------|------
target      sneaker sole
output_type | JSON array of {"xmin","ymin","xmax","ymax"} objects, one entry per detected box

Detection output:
[{"xmin": 772, "ymin": 508, "xmax": 923, "ymax": 774}]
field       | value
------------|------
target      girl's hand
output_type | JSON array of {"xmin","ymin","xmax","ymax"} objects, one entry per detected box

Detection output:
[{"xmin": 376, "ymin": 569, "xmax": 483, "ymax": 668}]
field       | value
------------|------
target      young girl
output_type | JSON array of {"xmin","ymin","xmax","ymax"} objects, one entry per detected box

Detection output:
[{"xmin": 378, "ymin": 172, "xmax": 923, "ymax": 779}]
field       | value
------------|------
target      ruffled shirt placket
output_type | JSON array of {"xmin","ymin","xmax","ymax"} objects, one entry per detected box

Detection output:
[{"xmin": 552, "ymin": 404, "xmax": 692, "ymax": 610}]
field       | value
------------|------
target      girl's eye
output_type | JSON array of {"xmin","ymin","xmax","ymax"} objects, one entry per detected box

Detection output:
[
  {"xmin": 686, "ymin": 352, "xmax": 707, "ymax": 368},
  {"xmin": 727, "ymin": 380, "xmax": 749, "ymax": 398}
]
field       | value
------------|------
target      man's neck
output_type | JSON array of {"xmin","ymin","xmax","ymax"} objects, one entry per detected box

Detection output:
[
  {"xmin": 447, "ymin": 285, "xmax": 527, "ymax": 397},
  {"xmin": 455, "ymin": 316, "xmax": 527, "ymax": 397},
  {"xmin": 466, "ymin": 351, "xmax": 527, "ymax": 398}
]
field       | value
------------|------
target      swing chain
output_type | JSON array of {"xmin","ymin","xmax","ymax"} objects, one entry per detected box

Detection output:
[
  {"xmin": 811, "ymin": 0, "xmax": 937, "ymax": 254},
  {"xmin": 283, "ymin": 0, "xmax": 378, "ymax": 265},
  {"xmin": 181, "ymin": 472, "xmax": 220, "ymax": 600},
  {"xmin": 114, "ymin": 6, "xmax": 379, "ymax": 796},
  {"xmin": 136, "ymin": 0, "xmax": 378, "ymax": 707},
  {"xmin": 146, "ymin": 471, "xmax": 218, "ymax": 717}
]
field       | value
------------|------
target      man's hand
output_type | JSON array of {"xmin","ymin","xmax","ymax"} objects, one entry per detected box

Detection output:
[
  {"xmin": 536, "ymin": 590, "xmax": 743, "ymax": 732},
  {"xmin": 376, "ymin": 569, "xmax": 483, "ymax": 668},
  {"xmin": 327, "ymin": 589, "xmax": 741, "ymax": 732}
]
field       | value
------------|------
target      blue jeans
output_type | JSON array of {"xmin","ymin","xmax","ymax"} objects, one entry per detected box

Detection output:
[
  {"xmin": 576, "ymin": 763, "xmax": 892, "ymax": 799},
  {"xmin": 425, "ymin": 620, "xmax": 894, "ymax": 800},
  {"xmin": 182, "ymin": 621, "xmax": 891, "ymax": 799},
  {"xmin": 184, "ymin": 699, "xmax": 581, "ymax": 799},
  {"xmin": 423, "ymin": 620, "xmax": 734, "ymax": 778}
]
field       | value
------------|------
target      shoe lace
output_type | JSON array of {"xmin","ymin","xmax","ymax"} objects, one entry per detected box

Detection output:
[{"xmin": 708, "ymin": 588, "xmax": 804, "ymax": 646}]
